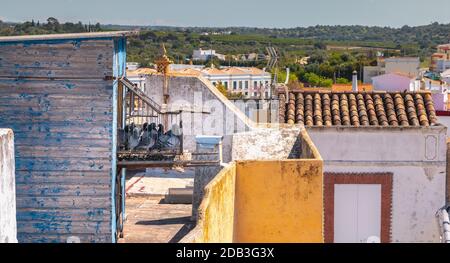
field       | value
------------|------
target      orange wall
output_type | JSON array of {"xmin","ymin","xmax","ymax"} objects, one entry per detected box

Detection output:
[{"xmin": 233, "ymin": 160, "xmax": 323, "ymax": 242}]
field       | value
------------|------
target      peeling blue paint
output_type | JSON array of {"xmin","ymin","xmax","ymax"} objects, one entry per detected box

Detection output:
[{"xmin": 0, "ymin": 35, "xmax": 127, "ymax": 243}]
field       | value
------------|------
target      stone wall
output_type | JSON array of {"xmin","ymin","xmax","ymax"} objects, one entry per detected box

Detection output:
[{"xmin": 0, "ymin": 129, "xmax": 17, "ymax": 243}]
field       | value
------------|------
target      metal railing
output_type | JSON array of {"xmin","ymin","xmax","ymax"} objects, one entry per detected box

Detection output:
[
  {"xmin": 118, "ymin": 77, "xmax": 183, "ymax": 155},
  {"xmin": 119, "ymin": 77, "xmax": 181, "ymax": 128}
]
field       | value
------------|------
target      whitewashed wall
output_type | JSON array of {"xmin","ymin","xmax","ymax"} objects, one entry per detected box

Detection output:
[
  {"xmin": 145, "ymin": 75, "xmax": 255, "ymax": 162},
  {"xmin": 0, "ymin": 129, "xmax": 17, "ymax": 243},
  {"xmin": 437, "ymin": 116, "xmax": 450, "ymax": 137},
  {"xmin": 307, "ymin": 126, "xmax": 447, "ymax": 243}
]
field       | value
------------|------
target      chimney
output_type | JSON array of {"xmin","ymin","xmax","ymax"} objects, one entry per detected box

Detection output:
[{"xmin": 352, "ymin": 70, "xmax": 358, "ymax": 92}]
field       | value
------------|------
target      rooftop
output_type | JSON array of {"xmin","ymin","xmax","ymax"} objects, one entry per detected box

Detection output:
[
  {"xmin": 278, "ymin": 91, "xmax": 438, "ymax": 127},
  {"xmin": 172, "ymin": 66, "xmax": 269, "ymax": 76},
  {"xmin": 0, "ymin": 31, "xmax": 136, "ymax": 43},
  {"xmin": 127, "ymin": 67, "xmax": 158, "ymax": 76}
]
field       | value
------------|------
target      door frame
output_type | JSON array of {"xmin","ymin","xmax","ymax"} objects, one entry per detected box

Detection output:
[{"xmin": 324, "ymin": 172, "xmax": 393, "ymax": 243}]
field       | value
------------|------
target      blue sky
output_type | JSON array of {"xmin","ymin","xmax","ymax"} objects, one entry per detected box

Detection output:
[{"xmin": 2, "ymin": 0, "xmax": 450, "ymax": 28}]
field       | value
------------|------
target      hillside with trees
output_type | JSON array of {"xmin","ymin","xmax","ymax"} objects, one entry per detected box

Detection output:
[{"xmin": 2, "ymin": 18, "xmax": 449, "ymax": 86}]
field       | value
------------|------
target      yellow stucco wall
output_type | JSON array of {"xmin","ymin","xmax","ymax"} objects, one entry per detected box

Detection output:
[
  {"xmin": 233, "ymin": 160, "xmax": 323, "ymax": 243},
  {"xmin": 183, "ymin": 157, "xmax": 324, "ymax": 243},
  {"xmin": 195, "ymin": 163, "xmax": 236, "ymax": 243}
]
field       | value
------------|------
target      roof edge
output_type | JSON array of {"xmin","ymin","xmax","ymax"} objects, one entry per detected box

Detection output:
[
  {"xmin": 279, "ymin": 89, "xmax": 432, "ymax": 95},
  {"xmin": 0, "ymin": 31, "xmax": 138, "ymax": 43}
]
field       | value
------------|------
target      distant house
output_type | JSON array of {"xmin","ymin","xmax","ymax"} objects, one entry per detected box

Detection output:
[
  {"xmin": 431, "ymin": 44, "xmax": 450, "ymax": 73},
  {"xmin": 192, "ymin": 49, "xmax": 226, "ymax": 61},
  {"xmin": 126, "ymin": 67, "xmax": 157, "ymax": 93},
  {"xmin": 372, "ymin": 73, "xmax": 420, "ymax": 92},
  {"xmin": 127, "ymin": 64, "xmax": 272, "ymax": 99},
  {"xmin": 200, "ymin": 66, "xmax": 272, "ymax": 99},
  {"xmin": 364, "ymin": 57, "xmax": 420, "ymax": 84},
  {"xmin": 175, "ymin": 66, "xmax": 272, "ymax": 99},
  {"xmin": 442, "ymin": 69, "xmax": 450, "ymax": 83}
]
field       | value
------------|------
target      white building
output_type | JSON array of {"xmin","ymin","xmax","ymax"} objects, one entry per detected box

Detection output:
[
  {"xmin": 431, "ymin": 44, "xmax": 450, "ymax": 73},
  {"xmin": 364, "ymin": 57, "xmax": 420, "ymax": 83},
  {"xmin": 126, "ymin": 62, "xmax": 140, "ymax": 71},
  {"xmin": 442, "ymin": 69, "xmax": 450, "ymax": 83},
  {"xmin": 126, "ymin": 67, "xmax": 157, "ymax": 93},
  {"xmin": 172, "ymin": 66, "xmax": 272, "ymax": 99},
  {"xmin": 279, "ymin": 91, "xmax": 447, "ymax": 242},
  {"xmin": 192, "ymin": 49, "xmax": 226, "ymax": 61},
  {"xmin": 372, "ymin": 72, "xmax": 420, "ymax": 92},
  {"xmin": 436, "ymin": 59, "xmax": 450, "ymax": 73}
]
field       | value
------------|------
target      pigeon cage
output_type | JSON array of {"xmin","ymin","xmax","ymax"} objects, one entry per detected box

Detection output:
[{"xmin": 117, "ymin": 77, "xmax": 183, "ymax": 162}]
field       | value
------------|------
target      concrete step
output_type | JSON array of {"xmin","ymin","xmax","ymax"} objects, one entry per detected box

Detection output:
[{"xmin": 164, "ymin": 187, "xmax": 193, "ymax": 204}]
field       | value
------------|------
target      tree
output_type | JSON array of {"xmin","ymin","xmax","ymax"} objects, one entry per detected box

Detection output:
[
  {"xmin": 303, "ymin": 72, "xmax": 333, "ymax": 87},
  {"xmin": 46, "ymin": 17, "xmax": 60, "ymax": 32},
  {"xmin": 314, "ymin": 42, "xmax": 327, "ymax": 50},
  {"xmin": 94, "ymin": 23, "xmax": 101, "ymax": 32},
  {"xmin": 215, "ymin": 82, "xmax": 227, "ymax": 97},
  {"xmin": 199, "ymin": 35, "xmax": 211, "ymax": 42}
]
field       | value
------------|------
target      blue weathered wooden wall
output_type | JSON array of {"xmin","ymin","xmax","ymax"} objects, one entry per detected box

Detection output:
[{"xmin": 0, "ymin": 38, "xmax": 119, "ymax": 242}]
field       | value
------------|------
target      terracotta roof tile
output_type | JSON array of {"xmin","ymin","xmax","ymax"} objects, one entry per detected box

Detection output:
[{"xmin": 279, "ymin": 91, "xmax": 438, "ymax": 127}]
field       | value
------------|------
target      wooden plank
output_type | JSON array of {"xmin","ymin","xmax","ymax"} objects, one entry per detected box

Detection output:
[
  {"xmin": 12, "ymin": 125, "xmax": 111, "ymax": 135},
  {"xmin": 0, "ymin": 88, "xmax": 113, "ymax": 97},
  {"xmin": 0, "ymin": 113, "xmax": 113, "ymax": 122},
  {"xmin": 17, "ymin": 208, "xmax": 111, "ymax": 222},
  {"xmin": 0, "ymin": 58, "xmax": 113, "ymax": 68},
  {"xmin": 13, "ymin": 139, "xmax": 111, "ymax": 148},
  {"xmin": 0, "ymin": 99, "xmax": 112, "ymax": 109},
  {"xmin": 17, "ymin": 221, "xmax": 111, "ymax": 234},
  {"xmin": 3, "ymin": 119, "xmax": 112, "ymax": 128},
  {"xmin": 13, "ymin": 133, "xmax": 111, "ymax": 141},
  {"xmin": 16, "ymin": 196, "xmax": 112, "ymax": 209},
  {"xmin": 17, "ymin": 233, "xmax": 111, "ymax": 243},
  {"xmin": 15, "ymin": 157, "xmax": 111, "ymax": 172},
  {"xmin": 0, "ymin": 70, "xmax": 113, "ymax": 79},
  {"xmin": 16, "ymin": 146, "xmax": 111, "ymax": 158},
  {"xmin": 16, "ymin": 175, "xmax": 111, "ymax": 185},
  {"xmin": 16, "ymin": 183, "xmax": 111, "ymax": 197}
]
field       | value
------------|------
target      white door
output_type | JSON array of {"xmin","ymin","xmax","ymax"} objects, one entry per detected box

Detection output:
[{"xmin": 334, "ymin": 184, "xmax": 382, "ymax": 243}]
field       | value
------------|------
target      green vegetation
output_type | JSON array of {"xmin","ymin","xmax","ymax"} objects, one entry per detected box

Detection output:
[
  {"xmin": 215, "ymin": 82, "xmax": 228, "ymax": 97},
  {"xmin": 0, "ymin": 17, "xmax": 102, "ymax": 36},
  {"xmin": 303, "ymin": 73, "xmax": 333, "ymax": 87},
  {"xmin": 2, "ymin": 18, "xmax": 449, "ymax": 86}
]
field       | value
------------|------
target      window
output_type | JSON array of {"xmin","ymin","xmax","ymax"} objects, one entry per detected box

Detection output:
[
  {"xmin": 212, "ymin": 82, "xmax": 216, "ymax": 86},
  {"xmin": 245, "ymin": 81, "xmax": 249, "ymax": 90},
  {"xmin": 254, "ymin": 81, "xmax": 258, "ymax": 88},
  {"xmin": 245, "ymin": 92, "xmax": 249, "ymax": 96},
  {"xmin": 239, "ymin": 81, "xmax": 243, "ymax": 89},
  {"xmin": 233, "ymin": 81, "xmax": 237, "ymax": 90},
  {"xmin": 253, "ymin": 92, "xmax": 257, "ymax": 97},
  {"xmin": 224, "ymin": 82, "xmax": 228, "ymax": 89}
]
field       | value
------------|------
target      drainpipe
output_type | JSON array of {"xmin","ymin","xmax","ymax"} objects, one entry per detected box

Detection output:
[{"xmin": 436, "ymin": 206, "xmax": 450, "ymax": 243}]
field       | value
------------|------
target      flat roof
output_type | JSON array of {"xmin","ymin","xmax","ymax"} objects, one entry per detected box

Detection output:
[{"xmin": 0, "ymin": 31, "xmax": 137, "ymax": 43}]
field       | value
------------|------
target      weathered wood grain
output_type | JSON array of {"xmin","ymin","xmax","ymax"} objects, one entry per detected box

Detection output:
[{"xmin": 0, "ymin": 38, "xmax": 117, "ymax": 243}]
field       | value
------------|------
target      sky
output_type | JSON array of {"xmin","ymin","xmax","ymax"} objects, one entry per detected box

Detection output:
[{"xmin": 2, "ymin": 0, "xmax": 450, "ymax": 28}]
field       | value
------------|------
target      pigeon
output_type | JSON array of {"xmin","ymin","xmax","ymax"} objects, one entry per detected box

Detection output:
[{"xmin": 128, "ymin": 126, "xmax": 141, "ymax": 150}]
